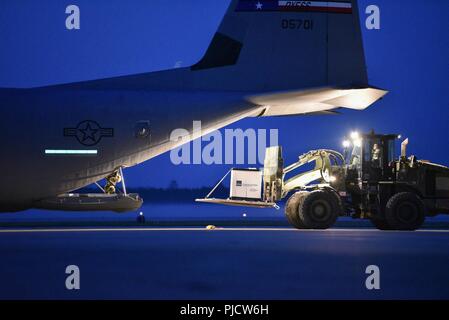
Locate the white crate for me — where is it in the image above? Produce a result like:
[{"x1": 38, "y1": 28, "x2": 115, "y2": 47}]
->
[{"x1": 230, "y1": 169, "x2": 262, "y2": 200}]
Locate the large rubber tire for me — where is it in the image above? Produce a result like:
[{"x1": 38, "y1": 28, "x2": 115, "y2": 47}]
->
[
  {"x1": 298, "y1": 190, "x2": 339, "y2": 229},
  {"x1": 385, "y1": 192, "x2": 425, "y2": 231},
  {"x1": 285, "y1": 192, "x2": 308, "y2": 229}
]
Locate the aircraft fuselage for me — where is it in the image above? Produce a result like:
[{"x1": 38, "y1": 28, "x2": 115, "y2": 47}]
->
[{"x1": 0, "y1": 87, "x2": 257, "y2": 211}]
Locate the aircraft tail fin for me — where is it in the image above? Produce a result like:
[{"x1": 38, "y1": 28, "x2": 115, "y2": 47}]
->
[{"x1": 186, "y1": 0, "x2": 368, "y2": 91}]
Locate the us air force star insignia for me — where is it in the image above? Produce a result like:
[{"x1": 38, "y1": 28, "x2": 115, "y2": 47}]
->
[{"x1": 64, "y1": 120, "x2": 114, "y2": 146}]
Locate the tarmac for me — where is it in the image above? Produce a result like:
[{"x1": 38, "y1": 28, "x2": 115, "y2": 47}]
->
[{"x1": 1, "y1": 226, "x2": 448, "y2": 299}]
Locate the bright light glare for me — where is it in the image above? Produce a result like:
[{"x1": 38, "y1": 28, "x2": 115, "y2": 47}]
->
[
  {"x1": 342, "y1": 140, "x2": 351, "y2": 148},
  {"x1": 329, "y1": 176, "x2": 337, "y2": 182},
  {"x1": 350, "y1": 131, "x2": 359, "y2": 140}
]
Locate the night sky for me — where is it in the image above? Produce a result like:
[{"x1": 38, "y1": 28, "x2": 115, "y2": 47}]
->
[{"x1": 0, "y1": 0, "x2": 448, "y2": 188}]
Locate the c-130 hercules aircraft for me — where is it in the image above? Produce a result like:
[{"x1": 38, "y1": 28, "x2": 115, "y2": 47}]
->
[{"x1": 0, "y1": 0, "x2": 387, "y2": 212}]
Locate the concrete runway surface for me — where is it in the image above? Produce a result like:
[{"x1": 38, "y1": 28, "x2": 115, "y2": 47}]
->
[{"x1": 0, "y1": 227, "x2": 448, "y2": 299}]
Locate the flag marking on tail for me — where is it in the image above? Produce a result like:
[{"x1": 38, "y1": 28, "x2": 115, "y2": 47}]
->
[{"x1": 236, "y1": 1, "x2": 353, "y2": 14}]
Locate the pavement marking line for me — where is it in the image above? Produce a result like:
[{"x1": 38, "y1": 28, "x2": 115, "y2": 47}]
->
[
  {"x1": 0, "y1": 227, "x2": 448, "y2": 234},
  {"x1": 0, "y1": 227, "x2": 293, "y2": 233}
]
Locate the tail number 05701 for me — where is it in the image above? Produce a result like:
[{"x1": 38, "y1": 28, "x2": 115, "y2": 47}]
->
[{"x1": 281, "y1": 19, "x2": 314, "y2": 30}]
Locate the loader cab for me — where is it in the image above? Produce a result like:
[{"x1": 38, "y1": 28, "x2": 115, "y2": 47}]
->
[
  {"x1": 361, "y1": 133, "x2": 397, "y2": 182},
  {"x1": 345, "y1": 132, "x2": 397, "y2": 183}
]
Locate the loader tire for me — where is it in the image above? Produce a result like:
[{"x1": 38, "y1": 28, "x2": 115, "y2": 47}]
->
[
  {"x1": 285, "y1": 192, "x2": 308, "y2": 229},
  {"x1": 298, "y1": 190, "x2": 339, "y2": 229},
  {"x1": 385, "y1": 192, "x2": 425, "y2": 231}
]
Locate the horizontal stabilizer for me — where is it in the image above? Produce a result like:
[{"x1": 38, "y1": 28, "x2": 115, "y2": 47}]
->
[{"x1": 247, "y1": 87, "x2": 388, "y2": 117}]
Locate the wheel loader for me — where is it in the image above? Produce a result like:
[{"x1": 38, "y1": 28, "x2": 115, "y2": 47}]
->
[{"x1": 197, "y1": 131, "x2": 449, "y2": 230}]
